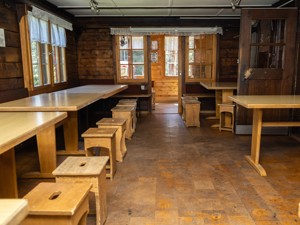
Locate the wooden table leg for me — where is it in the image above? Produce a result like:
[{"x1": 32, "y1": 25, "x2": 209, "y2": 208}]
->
[
  {"x1": 22, "y1": 125, "x2": 57, "y2": 179},
  {"x1": 245, "y1": 108, "x2": 267, "y2": 176},
  {"x1": 0, "y1": 149, "x2": 18, "y2": 197},
  {"x1": 57, "y1": 111, "x2": 84, "y2": 156}
]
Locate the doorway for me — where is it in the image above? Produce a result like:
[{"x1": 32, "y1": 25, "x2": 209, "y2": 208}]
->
[{"x1": 150, "y1": 35, "x2": 179, "y2": 113}]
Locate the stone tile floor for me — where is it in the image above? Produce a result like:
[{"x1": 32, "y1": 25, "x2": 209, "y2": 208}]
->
[{"x1": 17, "y1": 106, "x2": 300, "y2": 225}]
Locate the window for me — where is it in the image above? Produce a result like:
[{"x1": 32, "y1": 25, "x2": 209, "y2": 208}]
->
[
  {"x1": 116, "y1": 35, "x2": 148, "y2": 83},
  {"x1": 25, "y1": 13, "x2": 67, "y2": 92},
  {"x1": 165, "y1": 36, "x2": 178, "y2": 77},
  {"x1": 185, "y1": 34, "x2": 217, "y2": 82}
]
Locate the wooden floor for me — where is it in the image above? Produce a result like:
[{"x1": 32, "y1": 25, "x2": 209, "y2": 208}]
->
[{"x1": 16, "y1": 104, "x2": 300, "y2": 225}]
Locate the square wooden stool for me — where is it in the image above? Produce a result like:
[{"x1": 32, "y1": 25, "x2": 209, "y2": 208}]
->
[
  {"x1": 111, "y1": 106, "x2": 135, "y2": 140},
  {"x1": 116, "y1": 102, "x2": 137, "y2": 133},
  {"x1": 22, "y1": 182, "x2": 91, "y2": 225},
  {"x1": 81, "y1": 128, "x2": 117, "y2": 180},
  {"x1": 219, "y1": 103, "x2": 235, "y2": 132},
  {"x1": 96, "y1": 118, "x2": 127, "y2": 162},
  {"x1": 182, "y1": 99, "x2": 201, "y2": 127},
  {"x1": 53, "y1": 156, "x2": 109, "y2": 225}
]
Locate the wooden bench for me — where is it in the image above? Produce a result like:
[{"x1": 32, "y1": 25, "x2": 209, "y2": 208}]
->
[
  {"x1": 81, "y1": 128, "x2": 117, "y2": 180},
  {"x1": 96, "y1": 118, "x2": 127, "y2": 162},
  {"x1": 22, "y1": 182, "x2": 91, "y2": 225},
  {"x1": 53, "y1": 156, "x2": 109, "y2": 225}
]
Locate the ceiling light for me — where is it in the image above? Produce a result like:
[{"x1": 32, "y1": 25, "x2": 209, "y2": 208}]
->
[
  {"x1": 231, "y1": 0, "x2": 241, "y2": 10},
  {"x1": 90, "y1": 0, "x2": 100, "y2": 14}
]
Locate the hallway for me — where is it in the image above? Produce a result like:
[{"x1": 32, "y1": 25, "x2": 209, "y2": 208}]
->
[{"x1": 17, "y1": 112, "x2": 300, "y2": 225}]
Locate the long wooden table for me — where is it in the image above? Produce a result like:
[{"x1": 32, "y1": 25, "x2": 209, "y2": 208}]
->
[
  {"x1": 0, "y1": 112, "x2": 67, "y2": 197},
  {"x1": 0, "y1": 85, "x2": 127, "y2": 156},
  {"x1": 229, "y1": 95, "x2": 300, "y2": 176},
  {"x1": 0, "y1": 199, "x2": 28, "y2": 224}
]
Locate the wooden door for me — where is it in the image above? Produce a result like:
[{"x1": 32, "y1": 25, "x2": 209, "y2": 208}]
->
[{"x1": 237, "y1": 8, "x2": 297, "y2": 126}]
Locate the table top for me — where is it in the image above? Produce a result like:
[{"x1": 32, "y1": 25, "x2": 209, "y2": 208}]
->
[
  {"x1": 0, "y1": 199, "x2": 28, "y2": 225},
  {"x1": 200, "y1": 81, "x2": 237, "y2": 90},
  {"x1": 229, "y1": 95, "x2": 300, "y2": 109},
  {"x1": 0, "y1": 112, "x2": 67, "y2": 154},
  {"x1": 0, "y1": 85, "x2": 127, "y2": 112}
]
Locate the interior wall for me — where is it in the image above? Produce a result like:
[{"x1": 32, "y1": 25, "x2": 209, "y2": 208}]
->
[{"x1": 0, "y1": 3, "x2": 28, "y2": 103}]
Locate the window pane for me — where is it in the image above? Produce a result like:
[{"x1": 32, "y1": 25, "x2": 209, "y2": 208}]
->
[
  {"x1": 132, "y1": 37, "x2": 143, "y2": 49},
  {"x1": 133, "y1": 65, "x2": 144, "y2": 77},
  {"x1": 41, "y1": 44, "x2": 50, "y2": 85},
  {"x1": 120, "y1": 36, "x2": 130, "y2": 49},
  {"x1": 250, "y1": 45, "x2": 284, "y2": 68},
  {"x1": 31, "y1": 41, "x2": 42, "y2": 87},
  {"x1": 189, "y1": 36, "x2": 194, "y2": 49},
  {"x1": 52, "y1": 46, "x2": 60, "y2": 83},
  {"x1": 120, "y1": 50, "x2": 129, "y2": 64},
  {"x1": 121, "y1": 65, "x2": 129, "y2": 77},
  {"x1": 59, "y1": 48, "x2": 67, "y2": 82},
  {"x1": 132, "y1": 50, "x2": 144, "y2": 63},
  {"x1": 189, "y1": 50, "x2": 194, "y2": 63}
]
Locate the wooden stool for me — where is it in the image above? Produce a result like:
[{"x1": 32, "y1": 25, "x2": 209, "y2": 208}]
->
[
  {"x1": 96, "y1": 118, "x2": 127, "y2": 162},
  {"x1": 219, "y1": 103, "x2": 235, "y2": 132},
  {"x1": 81, "y1": 128, "x2": 117, "y2": 180},
  {"x1": 182, "y1": 99, "x2": 201, "y2": 127},
  {"x1": 111, "y1": 106, "x2": 135, "y2": 140},
  {"x1": 53, "y1": 156, "x2": 109, "y2": 225},
  {"x1": 22, "y1": 182, "x2": 91, "y2": 225},
  {"x1": 116, "y1": 102, "x2": 137, "y2": 132},
  {"x1": 118, "y1": 98, "x2": 137, "y2": 103}
]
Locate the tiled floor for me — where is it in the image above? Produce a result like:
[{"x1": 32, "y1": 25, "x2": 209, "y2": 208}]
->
[{"x1": 17, "y1": 104, "x2": 300, "y2": 225}]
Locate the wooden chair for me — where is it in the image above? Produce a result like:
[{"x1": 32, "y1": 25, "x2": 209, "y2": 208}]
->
[
  {"x1": 53, "y1": 156, "x2": 109, "y2": 225},
  {"x1": 96, "y1": 118, "x2": 127, "y2": 162},
  {"x1": 81, "y1": 128, "x2": 117, "y2": 180},
  {"x1": 22, "y1": 182, "x2": 91, "y2": 225},
  {"x1": 219, "y1": 103, "x2": 235, "y2": 132}
]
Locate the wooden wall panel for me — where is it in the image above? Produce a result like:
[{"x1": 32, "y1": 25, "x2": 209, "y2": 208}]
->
[
  {"x1": 66, "y1": 30, "x2": 79, "y2": 86},
  {"x1": 0, "y1": 3, "x2": 27, "y2": 102},
  {"x1": 77, "y1": 28, "x2": 114, "y2": 81}
]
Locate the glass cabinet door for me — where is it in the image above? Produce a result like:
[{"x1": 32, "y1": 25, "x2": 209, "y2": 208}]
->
[{"x1": 185, "y1": 34, "x2": 217, "y2": 82}]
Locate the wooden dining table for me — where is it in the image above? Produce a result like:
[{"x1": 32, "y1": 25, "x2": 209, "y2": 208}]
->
[
  {"x1": 0, "y1": 85, "x2": 128, "y2": 157},
  {"x1": 200, "y1": 81, "x2": 237, "y2": 119},
  {"x1": 0, "y1": 112, "x2": 67, "y2": 197},
  {"x1": 229, "y1": 95, "x2": 300, "y2": 176}
]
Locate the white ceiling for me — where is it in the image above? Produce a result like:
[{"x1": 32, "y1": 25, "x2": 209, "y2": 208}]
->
[{"x1": 45, "y1": 0, "x2": 289, "y2": 18}]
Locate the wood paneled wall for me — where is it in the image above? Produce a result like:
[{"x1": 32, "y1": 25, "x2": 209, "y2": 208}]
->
[
  {"x1": 77, "y1": 28, "x2": 114, "y2": 81},
  {"x1": 0, "y1": 3, "x2": 27, "y2": 103}
]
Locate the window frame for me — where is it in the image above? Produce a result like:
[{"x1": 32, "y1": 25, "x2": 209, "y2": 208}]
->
[
  {"x1": 115, "y1": 35, "x2": 148, "y2": 84},
  {"x1": 185, "y1": 34, "x2": 217, "y2": 83},
  {"x1": 20, "y1": 14, "x2": 68, "y2": 95},
  {"x1": 164, "y1": 36, "x2": 179, "y2": 77}
]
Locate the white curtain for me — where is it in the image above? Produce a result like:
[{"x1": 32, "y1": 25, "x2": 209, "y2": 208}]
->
[
  {"x1": 28, "y1": 12, "x2": 66, "y2": 47},
  {"x1": 31, "y1": 6, "x2": 72, "y2": 31},
  {"x1": 28, "y1": 14, "x2": 40, "y2": 42},
  {"x1": 110, "y1": 27, "x2": 223, "y2": 36},
  {"x1": 165, "y1": 36, "x2": 178, "y2": 51},
  {"x1": 51, "y1": 23, "x2": 60, "y2": 46},
  {"x1": 39, "y1": 19, "x2": 49, "y2": 44},
  {"x1": 58, "y1": 27, "x2": 66, "y2": 47}
]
